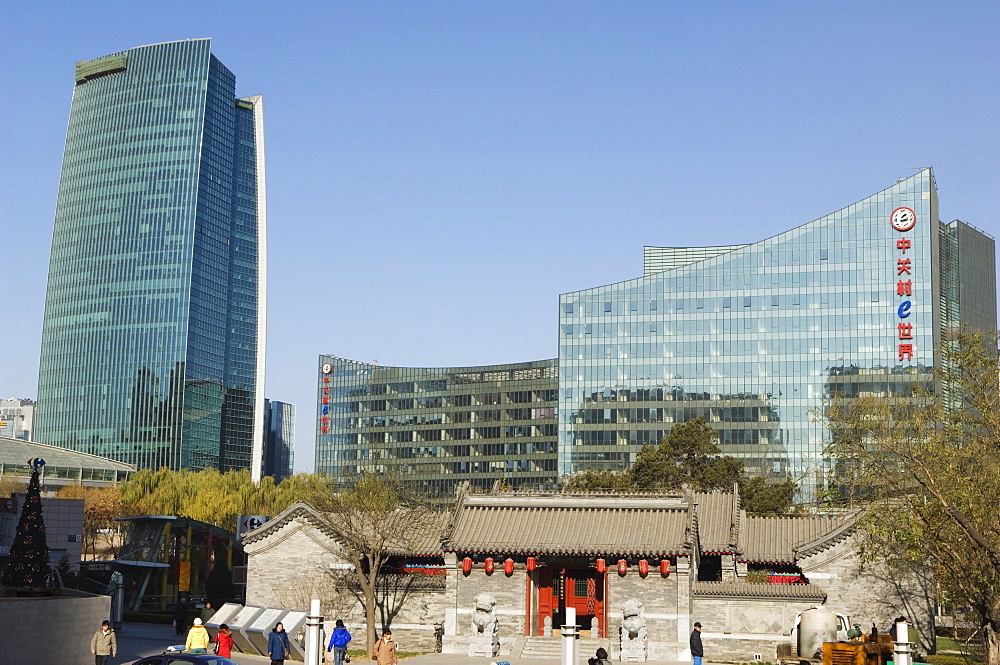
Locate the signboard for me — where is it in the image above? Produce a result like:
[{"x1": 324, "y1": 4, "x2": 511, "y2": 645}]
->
[
  {"x1": 178, "y1": 561, "x2": 191, "y2": 592},
  {"x1": 228, "y1": 605, "x2": 264, "y2": 630},
  {"x1": 238, "y1": 515, "x2": 269, "y2": 536},
  {"x1": 250, "y1": 607, "x2": 287, "y2": 631},
  {"x1": 891, "y1": 207, "x2": 916, "y2": 362}
]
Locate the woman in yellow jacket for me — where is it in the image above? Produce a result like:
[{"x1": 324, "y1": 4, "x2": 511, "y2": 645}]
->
[{"x1": 186, "y1": 617, "x2": 211, "y2": 654}]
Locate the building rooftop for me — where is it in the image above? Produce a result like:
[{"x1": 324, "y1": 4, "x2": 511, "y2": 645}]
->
[
  {"x1": 0, "y1": 436, "x2": 134, "y2": 487},
  {"x1": 444, "y1": 493, "x2": 694, "y2": 557}
]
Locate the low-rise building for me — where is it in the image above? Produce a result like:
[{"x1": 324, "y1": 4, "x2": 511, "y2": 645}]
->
[
  {"x1": 241, "y1": 488, "x2": 934, "y2": 660},
  {"x1": 0, "y1": 398, "x2": 35, "y2": 441}
]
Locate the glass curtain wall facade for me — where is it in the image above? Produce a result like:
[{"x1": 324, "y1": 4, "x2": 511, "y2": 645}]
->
[
  {"x1": 558, "y1": 169, "x2": 995, "y2": 498},
  {"x1": 262, "y1": 399, "x2": 294, "y2": 481},
  {"x1": 316, "y1": 357, "x2": 559, "y2": 501},
  {"x1": 36, "y1": 40, "x2": 267, "y2": 474}
]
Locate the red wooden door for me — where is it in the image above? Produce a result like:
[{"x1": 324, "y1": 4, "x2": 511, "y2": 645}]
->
[
  {"x1": 564, "y1": 570, "x2": 605, "y2": 637},
  {"x1": 536, "y1": 566, "x2": 554, "y2": 636}
]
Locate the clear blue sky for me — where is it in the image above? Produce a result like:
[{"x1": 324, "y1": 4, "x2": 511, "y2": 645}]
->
[{"x1": 3, "y1": 1, "x2": 999, "y2": 472}]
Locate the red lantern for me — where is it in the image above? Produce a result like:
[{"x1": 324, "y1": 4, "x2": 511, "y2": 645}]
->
[
  {"x1": 462, "y1": 557, "x2": 472, "y2": 574},
  {"x1": 639, "y1": 559, "x2": 649, "y2": 576},
  {"x1": 504, "y1": 558, "x2": 514, "y2": 575},
  {"x1": 485, "y1": 557, "x2": 495, "y2": 574},
  {"x1": 527, "y1": 557, "x2": 537, "y2": 571},
  {"x1": 596, "y1": 558, "x2": 607, "y2": 573},
  {"x1": 660, "y1": 559, "x2": 670, "y2": 575},
  {"x1": 617, "y1": 559, "x2": 628, "y2": 575}
]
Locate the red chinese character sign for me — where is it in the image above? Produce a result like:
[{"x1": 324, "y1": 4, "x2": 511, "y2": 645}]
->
[
  {"x1": 892, "y1": 208, "x2": 916, "y2": 363},
  {"x1": 321, "y1": 363, "x2": 332, "y2": 434}
]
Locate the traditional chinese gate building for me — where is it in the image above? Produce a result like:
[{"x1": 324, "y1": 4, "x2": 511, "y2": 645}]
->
[
  {"x1": 244, "y1": 488, "x2": 935, "y2": 660},
  {"x1": 442, "y1": 492, "x2": 694, "y2": 647}
]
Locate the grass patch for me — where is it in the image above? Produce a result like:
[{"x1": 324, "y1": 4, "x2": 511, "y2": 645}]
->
[
  {"x1": 929, "y1": 637, "x2": 983, "y2": 665},
  {"x1": 347, "y1": 648, "x2": 430, "y2": 660},
  {"x1": 926, "y1": 656, "x2": 980, "y2": 665}
]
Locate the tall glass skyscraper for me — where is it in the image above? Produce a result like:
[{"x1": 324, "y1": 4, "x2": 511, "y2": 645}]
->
[
  {"x1": 558, "y1": 169, "x2": 995, "y2": 498},
  {"x1": 262, "y1": 399, "x2": 294, "y2": 482},
  {"x1": 36, "y1": 40, "x2": 267, "y2": 475}
]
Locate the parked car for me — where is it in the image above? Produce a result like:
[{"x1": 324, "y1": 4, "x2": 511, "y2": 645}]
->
[{"x1": 130, "y1": 653, "x2": 239, "y2": 665}]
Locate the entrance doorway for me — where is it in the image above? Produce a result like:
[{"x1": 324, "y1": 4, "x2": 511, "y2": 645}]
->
[{"x1": 535, "y1": 566, "x2": 606, "y2": 638}]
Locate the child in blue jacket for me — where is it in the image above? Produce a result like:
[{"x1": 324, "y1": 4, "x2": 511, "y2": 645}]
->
[{"x1": 327, "y1": 619, "x2": 352, "y2": 665}]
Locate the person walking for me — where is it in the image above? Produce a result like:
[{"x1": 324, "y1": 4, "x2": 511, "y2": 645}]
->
[
  {"x1": 691, "y1": 621, "x2": 704, "y2": 665},
  {"x1": 173, "y1": 599, "x2": 189, "y2": 635},
  {"x1": 186, "y1": 617, "x2": 211, "y2": 654},
  {"x1": 374, "y1": 630, "x2": 398, "y2": 665},
  {"x1": 326, "y1": 619, "x2": 352, "y2": 665},
  {"x1": 201, "y1": 601, "x2": 215, "y2": 625},
  {"x1": 90, "y1": 620, "x2": 117, "y2": 665},
  {"x1": 268, "y1": 622, "x2": 291, "y2": 665},
  {"x1": 214, "y1": 623, "x2": 235, "y2": 658}
]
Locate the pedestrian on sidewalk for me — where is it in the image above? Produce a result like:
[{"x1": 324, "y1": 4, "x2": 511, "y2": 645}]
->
[
  {"x1": 214, "y1": 623, "x2": 235, "y2": 658},
  {"x1": 268, "y1": 622, "x2": 291, "y2": 665},
  {"x1": 691, "y1": 621, "x2": 704, "y2": 665},
  {"x1": 326, "y1": 619, "x2": 352, "y2": 665},
  {"x1": 186, "y1": 617, "x2": 211, "y2": 654},
  {"x1": 173, "y1": 599, "x2": 189, "y2": 635},
  {"x1": 90, "y1": 619, "x2": 117, "y2": 665},
  {"x1": 374, "y1": 629, "x2": 398, "y2": 665}
]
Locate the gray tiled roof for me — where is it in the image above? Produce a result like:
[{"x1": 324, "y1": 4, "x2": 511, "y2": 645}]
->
[
  {"x1": 242, "y1": 501, "x2": 447, "y2": 555},
  {"x1": 692, "y1": 581, "x2": 827, "y2": 600},
  {"x1": 444, "y1": 494, "x2": 693, "y2": 557},
  {"x1": 739, "y1": 514, "x2": 855, "y2": 562},
  {"x1": 692, "y1": 491, "x2": 740, "y2": 554}
]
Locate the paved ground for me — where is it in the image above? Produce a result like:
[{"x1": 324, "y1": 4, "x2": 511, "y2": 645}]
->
[
  {"x1": 114, "y1": 622, "x2": 271, "y2": 664},
  {"x1": 403, "y1": 654, "x2": 697, "y2": 665},
  {"x1": 113, "y1": 623, "x2": 700, "y2": 665}
]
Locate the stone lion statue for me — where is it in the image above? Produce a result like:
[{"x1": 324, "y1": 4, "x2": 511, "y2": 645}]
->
[
  {"x1": 621, "y1": 598, "x2": 647, "y2": 640},
  {"x1": 472, "y1": 593, "x2": 498, "y2": 634},
  {"x1": 620, "y1": 598, "x2": 648, "y2": 662}
]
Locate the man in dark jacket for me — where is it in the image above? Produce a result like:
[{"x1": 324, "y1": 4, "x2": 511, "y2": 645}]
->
[{"x1": 691, "y1": 621, "x2": 704, "y2": 665}]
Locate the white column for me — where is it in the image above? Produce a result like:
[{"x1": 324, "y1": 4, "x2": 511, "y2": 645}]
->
[
  {"x1": 305, "y1": 598, "x2": 323, "y2": 665},
  {"x1": 562, "y1": 606, "x2": 578, "y2": 665},
  {"x1": 894, "y1": 620, "x2": 911, "y2": 665}
]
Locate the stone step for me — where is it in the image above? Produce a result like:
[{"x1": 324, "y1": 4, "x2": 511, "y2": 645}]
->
[{"x1": 521, "y1": 637, "x2": 604, "y2": 658}]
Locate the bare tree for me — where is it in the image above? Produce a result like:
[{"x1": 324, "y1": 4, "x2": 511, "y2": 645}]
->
[
  {"x1": 315, "y1": 472, "x2": 439, "y2": 657},
  {"x1": 827, "y1": 331, "x2": 1000, "y2": 664}
]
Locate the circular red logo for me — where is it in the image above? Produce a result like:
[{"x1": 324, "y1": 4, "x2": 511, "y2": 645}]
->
[{"x1": 890, "y1": 207, "x2": 916, "y2": 232}]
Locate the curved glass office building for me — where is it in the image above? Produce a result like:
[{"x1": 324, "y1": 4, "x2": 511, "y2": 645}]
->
[
  {"x1": 558, "y1": 169, "x2": 995, "y2": 497},
  {"x1": 316, "y1": 357, "x2": 559, "y2": 499},
  {"x1": 36, "y1": 40, "x2": 267, "y2": 474}
]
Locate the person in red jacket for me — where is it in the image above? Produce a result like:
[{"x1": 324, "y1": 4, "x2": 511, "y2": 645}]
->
[{"x1": 214, "y1": 623, "x2": 235, "y2": 658}]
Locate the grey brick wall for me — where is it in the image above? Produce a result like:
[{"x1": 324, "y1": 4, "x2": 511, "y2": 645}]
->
[
  {"x1": 691, "y1": 597, "x2": 817, "y2": 661},
  {"x1": 799, "y1": 535, "x2": 936, "y2": 654},
  {"x1": 451, "y1": 564, "x2": 528, "y2": 654},
  {"x1": 244, "y1": 515, "x2": 450, "y2": 652},
  {"x1": 0, "y1": 591, "x2": 110, "y2": 665}
]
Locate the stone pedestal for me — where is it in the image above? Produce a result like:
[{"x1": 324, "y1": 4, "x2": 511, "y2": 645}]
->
[{"x1": 468, "y1": 632, "x2": 499, "y2": 658}]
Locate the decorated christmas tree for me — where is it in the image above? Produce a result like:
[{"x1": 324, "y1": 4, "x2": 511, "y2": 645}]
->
[{"x1": 2, "y1": 458, "x2": 51, "y2": 590}]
